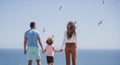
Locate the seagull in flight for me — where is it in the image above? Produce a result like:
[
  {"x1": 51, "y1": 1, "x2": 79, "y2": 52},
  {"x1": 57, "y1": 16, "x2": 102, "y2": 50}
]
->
[
  {"x1": 102, "y1": 0, "x2": 105, "y2": 4},
  {"x1": 98, "y1": 21, "x2": 102, "y2": 26},
  {"x1": 59, "y1": 6, "x2": 62, "y2": 10}
]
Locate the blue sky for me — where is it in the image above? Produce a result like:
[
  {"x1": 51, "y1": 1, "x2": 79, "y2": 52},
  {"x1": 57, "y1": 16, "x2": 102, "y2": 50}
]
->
[{"x1": 0, "y1": 0, "x2": 120, "y2": 49}]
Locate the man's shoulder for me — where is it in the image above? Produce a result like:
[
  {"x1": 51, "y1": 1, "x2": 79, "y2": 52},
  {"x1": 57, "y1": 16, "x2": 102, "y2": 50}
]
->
[
  {"x1": 33, "y1": 30, "x2": 40, "y2": 35},
  {"x1": 34, "y1": 29, "x2": 39, "y2": 33},
  {"x1": 25, "y1": 29, "x2": 31, "y2": 33}
]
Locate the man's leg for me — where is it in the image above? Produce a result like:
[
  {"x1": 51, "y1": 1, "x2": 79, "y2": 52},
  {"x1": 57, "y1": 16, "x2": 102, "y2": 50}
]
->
[
  {"x1": 28, "y1": 60, "x2": 32, "y2": 65},
  {"x1": 36, "y1": 59, "x2": 41, "y2": 65}
]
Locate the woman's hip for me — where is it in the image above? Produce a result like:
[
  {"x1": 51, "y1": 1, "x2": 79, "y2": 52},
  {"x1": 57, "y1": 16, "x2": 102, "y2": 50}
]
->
[{"x1": 65, "y1": 43, "x2": 77, "y2": 50}]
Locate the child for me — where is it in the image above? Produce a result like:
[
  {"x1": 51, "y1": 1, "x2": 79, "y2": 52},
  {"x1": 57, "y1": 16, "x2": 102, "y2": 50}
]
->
[{"x1": 43, "y1": 37, "x2": 62, "y2": 65}]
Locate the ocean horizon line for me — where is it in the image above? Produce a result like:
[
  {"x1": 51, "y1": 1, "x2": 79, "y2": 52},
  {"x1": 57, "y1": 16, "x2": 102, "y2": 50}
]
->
[{"x1": 0, "y1": 48, "x2": 120, "y2": 51}]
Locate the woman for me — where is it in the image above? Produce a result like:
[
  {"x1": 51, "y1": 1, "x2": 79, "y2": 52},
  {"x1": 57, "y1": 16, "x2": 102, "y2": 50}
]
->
[{"x1": 61, "y1": 21, "x2": 77, "y2": 65}]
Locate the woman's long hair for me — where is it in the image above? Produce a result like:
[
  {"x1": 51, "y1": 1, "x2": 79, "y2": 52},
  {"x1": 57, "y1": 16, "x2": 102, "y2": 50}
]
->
[{"x1": 67, "y1": 21, "x2": 76, "y2": 39}]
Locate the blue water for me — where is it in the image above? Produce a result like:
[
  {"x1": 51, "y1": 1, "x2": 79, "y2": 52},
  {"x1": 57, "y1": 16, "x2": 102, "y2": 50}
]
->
[{"x1": 0, "y1": 49, "x2": 120, "y2": 65}]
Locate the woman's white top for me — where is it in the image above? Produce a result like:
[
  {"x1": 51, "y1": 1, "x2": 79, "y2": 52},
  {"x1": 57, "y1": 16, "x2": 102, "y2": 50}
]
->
[{"x1": 61, "y1": 31, "x2": 77, "y2": 49}]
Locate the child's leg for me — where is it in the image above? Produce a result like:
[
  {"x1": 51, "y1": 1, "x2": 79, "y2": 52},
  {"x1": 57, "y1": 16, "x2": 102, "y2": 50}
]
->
[
  {"x1": 48, "y1": 63, "x2": 51, "y2": 65},
  {"x1": 48, "y1": 63, "x2": 54, "y2": 65},
  {"x1": 28, "y1": 60, "x2": 32, "y2": 65},
  {"x1": 51, "y1": 62, "x2": 54, "y2": 65},
  {"x1": 36, "y1": 59, "x2": 41, "y2": 65}
]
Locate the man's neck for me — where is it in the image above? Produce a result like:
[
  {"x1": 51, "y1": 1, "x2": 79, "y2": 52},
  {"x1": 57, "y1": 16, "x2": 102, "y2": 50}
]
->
[{"x1": 31, "y1": 28, "x2": 36, "y2": 29}]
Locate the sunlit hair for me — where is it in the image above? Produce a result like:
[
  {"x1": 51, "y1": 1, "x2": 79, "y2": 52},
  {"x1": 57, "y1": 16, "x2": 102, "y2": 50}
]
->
[
  {"x1": 67, "y1": 21, "x2": 76, "y2": 39},
  {"x1": 46, "y1": 37, "x2": 54, "y2": 45}
]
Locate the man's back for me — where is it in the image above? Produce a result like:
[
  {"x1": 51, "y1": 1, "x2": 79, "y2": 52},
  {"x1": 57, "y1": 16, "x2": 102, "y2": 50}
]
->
[{"x1": 25, "y1": 29, "x2": 39, "y2": 47}]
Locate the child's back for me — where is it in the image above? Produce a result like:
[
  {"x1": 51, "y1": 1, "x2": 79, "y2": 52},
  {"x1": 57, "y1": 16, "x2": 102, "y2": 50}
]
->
[{"x1": 45, "y1": 45, "x2": 55, "y2": 56}]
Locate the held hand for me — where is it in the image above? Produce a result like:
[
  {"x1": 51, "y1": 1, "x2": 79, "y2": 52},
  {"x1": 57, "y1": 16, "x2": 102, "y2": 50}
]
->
[
  {"x1": 60, "y1": 49, "x2": 63, "y2": 52},
  {"x1": 42, "y1": 49, "x2": 46, "y2": 54},
  {"x1": 24, "y1": 49, "x2": 26, "y2": 55},
  {"x1": 42, "y1": 50, "x2": 44, "y2": 54}
]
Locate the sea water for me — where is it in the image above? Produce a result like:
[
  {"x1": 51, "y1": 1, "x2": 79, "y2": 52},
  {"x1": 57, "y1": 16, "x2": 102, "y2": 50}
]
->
[{"x1": 0, "y1": 49, "x2": 120, "y2": 65}]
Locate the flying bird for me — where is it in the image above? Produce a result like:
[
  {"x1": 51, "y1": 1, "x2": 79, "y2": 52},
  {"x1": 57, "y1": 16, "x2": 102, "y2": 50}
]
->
[
  {"x1": 98, "y1": 21, "x2": 102, "y2": 26},
  {"x1": 52, "y1": 35, "x2": 54, "y2": 38},
  {"x1": 59, "y1": 6, "x2": 62, "y2": 10},
  {"x1": 102, "y1": 0, "x2": 105, "y2": 4},
  {"x1": 43, "y1": 28, "x2": 45, "y2": 33},
  {"x1": 74, "y1": 21, "x2": 77, "y2": 24}
]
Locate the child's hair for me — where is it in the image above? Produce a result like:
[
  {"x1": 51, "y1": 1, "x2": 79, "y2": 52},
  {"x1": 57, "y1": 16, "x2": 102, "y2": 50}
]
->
[{"x1": 46, "y1": 37, "x2": 54, "y2": 45}]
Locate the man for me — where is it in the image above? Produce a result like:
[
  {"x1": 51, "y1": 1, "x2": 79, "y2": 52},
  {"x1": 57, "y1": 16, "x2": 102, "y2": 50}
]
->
[{"x1": 24, "y1": 22, "x2": 43, "y2": 65}]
